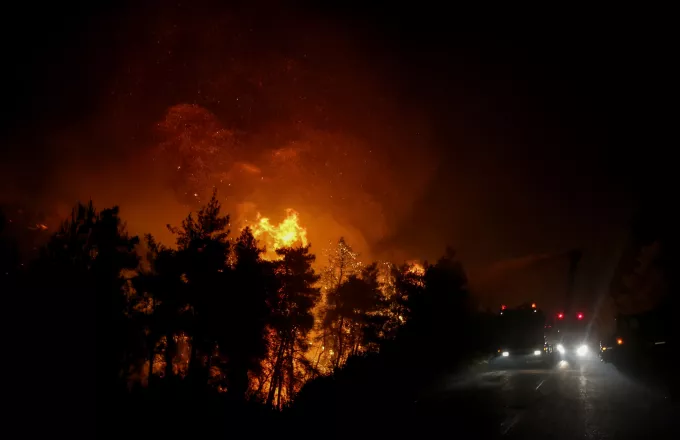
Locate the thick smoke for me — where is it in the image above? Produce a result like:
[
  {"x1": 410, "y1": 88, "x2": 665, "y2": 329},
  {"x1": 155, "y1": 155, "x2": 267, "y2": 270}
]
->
[
  {"x1": 1, "y1": 5, "x2": 435, "y2": 260},
  {"x1": 2, "y1": 3, "x2": 635, "y2": 297}
]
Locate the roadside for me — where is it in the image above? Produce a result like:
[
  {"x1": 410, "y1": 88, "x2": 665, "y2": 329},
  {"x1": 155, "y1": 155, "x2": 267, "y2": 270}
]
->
[{"x1": 605, "y1": 350, "x2": 679, "y2": 401}]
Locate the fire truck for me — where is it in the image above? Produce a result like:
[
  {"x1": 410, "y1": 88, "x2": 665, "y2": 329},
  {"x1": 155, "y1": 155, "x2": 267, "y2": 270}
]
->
[
  {"x1": 493, "y1": 303, "x2": 553, "y2": 366},
  {"x1": 546, "y1": 309, "x2": 595, "y2": 359},
  {"x1": 539, "y1": 249, "x2": 598, "y2": 360}
]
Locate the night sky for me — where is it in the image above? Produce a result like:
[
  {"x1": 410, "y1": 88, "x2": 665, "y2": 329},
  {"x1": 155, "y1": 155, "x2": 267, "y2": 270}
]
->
[{"x1": 1, "y1": 3, "x2": 672, "y2": 310}]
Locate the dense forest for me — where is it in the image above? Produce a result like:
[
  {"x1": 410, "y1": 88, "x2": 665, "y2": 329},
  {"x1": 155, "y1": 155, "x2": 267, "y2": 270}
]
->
[{"x1": 1, "y1": 193, "x2": 489, "y2": 436}]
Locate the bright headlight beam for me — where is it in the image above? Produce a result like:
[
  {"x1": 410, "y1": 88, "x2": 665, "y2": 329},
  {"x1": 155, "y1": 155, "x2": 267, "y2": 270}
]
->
[
  {"x1": 502, "y1": 351, "x2": 509, "y2": 357},
  {"x1": 576, "y1": 345, "x2": 588, "y2": 356},
  {"x1": 556, "y1": 344, "x2": 565, "y2": 354},
  {"x1": 533, "y1": 350, "x2": 541, "y2": 356}
]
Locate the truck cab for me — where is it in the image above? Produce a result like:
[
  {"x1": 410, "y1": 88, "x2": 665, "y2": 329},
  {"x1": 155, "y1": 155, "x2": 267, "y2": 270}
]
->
[
  {"x1": 493, "y1": 303, "x2": 552, "y2": 366},
  {"x1": 548, "y1": 311, "x2": 595, "y2": 359}
]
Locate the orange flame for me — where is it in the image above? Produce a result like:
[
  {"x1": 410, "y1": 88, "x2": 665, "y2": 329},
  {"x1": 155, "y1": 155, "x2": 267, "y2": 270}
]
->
[
  {"x1": 251, "y1": 209, "x2": 308, "y2": 259},
  {"x1": 406, "y1": 261, "x2": 425, "y2": 276}
]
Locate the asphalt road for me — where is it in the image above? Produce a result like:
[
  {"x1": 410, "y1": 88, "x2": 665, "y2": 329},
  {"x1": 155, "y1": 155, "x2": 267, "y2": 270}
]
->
[{"x1": 410, "y1": 356, "x2": 679, "y2": 439}]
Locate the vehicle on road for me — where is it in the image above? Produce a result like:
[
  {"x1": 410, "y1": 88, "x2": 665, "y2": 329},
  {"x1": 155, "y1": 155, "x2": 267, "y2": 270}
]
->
[
  {"x1": 493, "y1": 303, "x2": 552, "y2": 367},
  {"x1": 604, "y1": 307, "x2": 672, "y2": 364},
  {"x1": 547, "y1": 310, "x2": 596, "y2": 360}
]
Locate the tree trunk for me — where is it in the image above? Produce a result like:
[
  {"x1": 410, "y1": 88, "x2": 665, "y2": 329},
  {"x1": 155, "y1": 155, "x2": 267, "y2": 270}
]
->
[
  {"x1": 188, "y1": 335, "x2": 200, "y2": 384},
  {"x1": 335, "y1": 317, "x2": 345, "y2": 368},
  {"x1": 314, "y1": 347, "x2": 323, "y2": 372},
  {"x1": 287, "y1": 335, "x2": 296, "y2": 402},
  {"x1": 164, "y1": 334, "x2": 176, "y2": 379},
  {"x1": 266, "y1": 371, "x2": 279, "y2": 407},
  {"x1": 256, "y1": 365, "x2": 273, "y2": 396},
  {"x1": 266, "y1": 339, "x2": 286, "y2": 406},
  {"x1": 313, "y1": 331, "x2": 327, "y2": 373},
  {"x1": 147, "y1": 296, "x2": 156, "y2": 387},
  {"x1": 147, "y1": 344, "x2": 155, "y2": 387},
  {"x1": 276, "y1": 367, "x2": 284, "y2": 410},
  {"x1": 352, "y1": 323, "x2": 361, "y2": 355}
]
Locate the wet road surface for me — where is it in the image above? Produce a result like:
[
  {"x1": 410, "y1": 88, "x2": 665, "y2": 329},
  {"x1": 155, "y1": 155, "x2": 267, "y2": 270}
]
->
[{"x1": 412, "y1": 357, "x2": 678, "y2": 439}]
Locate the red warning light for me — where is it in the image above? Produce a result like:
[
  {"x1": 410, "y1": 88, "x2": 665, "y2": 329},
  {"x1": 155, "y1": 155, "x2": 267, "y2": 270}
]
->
[
  {"x1": 577, "y1": 313, "x2": 584, "y2": 320},
  {"x1": 557, "y1": 313, "x2": 564, "y2": 319},
  {"x1": 501, "y1": 304, "x2": 507, "y2": 311}
]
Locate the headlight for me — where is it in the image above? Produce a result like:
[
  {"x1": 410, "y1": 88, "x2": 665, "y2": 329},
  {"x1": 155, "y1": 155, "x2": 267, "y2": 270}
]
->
[
  {"x1": 533, "y1": 350, "x2": 541, "y2": 356},
  {"x1": 556, "y1": 344, "x2": 565, "y2": 354},
  {"x1": 502, "y1": 351, "x2": 509, "y2": 357},
  {"x1": 577, "y1": 345, "x2": 588, "y2": 356}
]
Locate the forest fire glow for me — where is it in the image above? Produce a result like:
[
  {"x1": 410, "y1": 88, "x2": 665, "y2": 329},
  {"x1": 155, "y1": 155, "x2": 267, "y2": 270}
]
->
[
  {"x1": 250, "y1": 209, "x2": 308, "y2": 259},
  {"x1": 407, "y1": 261, "x2": 425, "y2": 276}
]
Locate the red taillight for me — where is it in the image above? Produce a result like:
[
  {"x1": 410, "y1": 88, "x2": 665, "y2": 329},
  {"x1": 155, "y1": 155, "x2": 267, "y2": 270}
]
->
[
  {"x1": 531, "y1": 302, "x2": 536, "y2": 309},
  {"x1": 501, "y1": 304, "x2": 507, "y2": 311},
  {"x1": 577, "y1": 313, "x2": 583, "y2": 320},
  {"x1": 557, "y1": 313, "x2": 564, "y2": 319}
]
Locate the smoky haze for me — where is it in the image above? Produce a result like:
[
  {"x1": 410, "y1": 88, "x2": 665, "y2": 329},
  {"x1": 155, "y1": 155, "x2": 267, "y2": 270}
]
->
[
  {"x1": 2, "y1": 4, "x2": 437, "y2": 261},
  {"x1": 2, "y1": 3, "x2": 647, "y2": 307}
]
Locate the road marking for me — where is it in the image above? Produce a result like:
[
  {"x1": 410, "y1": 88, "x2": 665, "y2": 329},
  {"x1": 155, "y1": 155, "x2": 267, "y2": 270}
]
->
[
  {"x1": 501, "y1": 414, "x2": 521, "y2": 435},
  {"x1": 535, "y1": 379, "x2": 545, "y2": 391}
]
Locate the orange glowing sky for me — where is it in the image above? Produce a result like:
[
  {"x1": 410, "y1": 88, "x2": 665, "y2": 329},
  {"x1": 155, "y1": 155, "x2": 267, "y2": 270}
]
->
[
  {"x1": 2, "y1": 3, "x2": 649, "y2": 314},
  {"x1": 1, "y1": 9, "x2": 436, "y2": 264}
]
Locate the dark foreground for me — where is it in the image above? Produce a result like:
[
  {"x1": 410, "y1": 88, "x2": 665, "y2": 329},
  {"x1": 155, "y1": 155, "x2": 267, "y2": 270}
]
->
[
  {"x1": 407, "y1": 356, "x2": 678, "y2": 439},
  {"x1": 109, "y1": 355, "x2": 679, "y2": 439}
]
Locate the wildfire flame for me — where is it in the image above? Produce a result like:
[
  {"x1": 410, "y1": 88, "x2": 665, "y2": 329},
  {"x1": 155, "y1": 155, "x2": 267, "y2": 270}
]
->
[
  {"x1": 406, "y1": 261, "x2": 425, "y2": 276},
  {"x1": 250, "y1": 209, "x2": 308, "y2": 259}
]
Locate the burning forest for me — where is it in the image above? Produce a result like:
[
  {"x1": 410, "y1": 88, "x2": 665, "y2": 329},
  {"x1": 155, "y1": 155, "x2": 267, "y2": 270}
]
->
[
  {"x1": 146, "y1": 197, "x2": 421, "y2": 408},
  {"x1": 2, "y1": 3, "x2": 647, "y2": 438},
  {"x1": 1, "y1": 45, "x2": 441, "y2": 411},
  {"x1": 0, "y1": 192, "x2": 433, "y2": 410}
]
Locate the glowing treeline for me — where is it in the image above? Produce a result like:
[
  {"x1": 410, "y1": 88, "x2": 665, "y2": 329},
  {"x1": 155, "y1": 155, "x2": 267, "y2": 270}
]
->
[
  {"x1": 14, "y1": 193, "x2": 423, "y2": 409},
  {"x1": 244, "y1": 214, "x2": 409, "y2": 406},
  {"x1": 148, "y1": 200, "x2": 415, "y2": 407}
]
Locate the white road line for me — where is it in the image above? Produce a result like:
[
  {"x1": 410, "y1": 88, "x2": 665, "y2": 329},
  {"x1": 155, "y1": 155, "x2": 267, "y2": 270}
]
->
[
  {"x1": 501, "y1": 414, "x2": 521, "y2": 436},
  {"x1": 535, "y1": 379, "x2": 545, "y2": 391}
]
